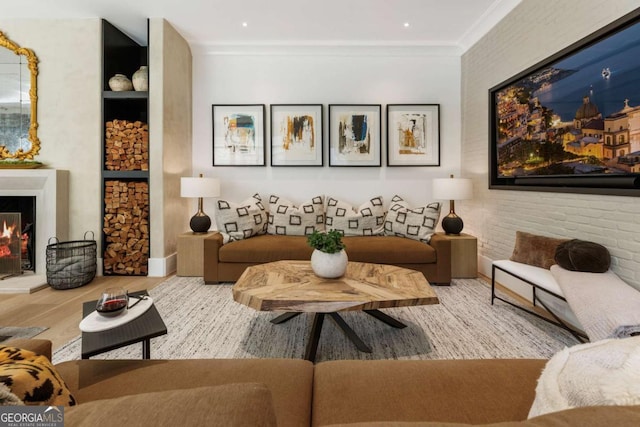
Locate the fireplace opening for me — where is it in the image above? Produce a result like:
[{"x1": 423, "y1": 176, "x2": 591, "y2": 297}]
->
[{"x1": 0, "y1": 196, "x2": 36, "y2": 275}]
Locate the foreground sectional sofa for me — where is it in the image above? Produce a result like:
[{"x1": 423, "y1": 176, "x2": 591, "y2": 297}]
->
[{"x1": 7, "y1": 339, "x2": 640, "y2": 426}]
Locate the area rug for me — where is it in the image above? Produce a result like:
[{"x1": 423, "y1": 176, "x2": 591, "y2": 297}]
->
[
  {"x1": 0, "y1": 326, "x2": 47, "y2": 343},
  {"x1": 53, "y1": 276, "x2": 579, "y2": 364}
]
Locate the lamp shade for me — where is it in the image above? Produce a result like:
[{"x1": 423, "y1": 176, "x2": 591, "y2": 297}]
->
[
  {"x1": 180, "y1": 177, "x2": 220, "y2": 198},
  {"x1": 432, "y1": 177, "x2": 472, "y2": 200}
]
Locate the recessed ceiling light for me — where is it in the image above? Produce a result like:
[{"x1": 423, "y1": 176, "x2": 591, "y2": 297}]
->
[
  {"x1": 242, "y1": 22, "x2": 248, "y2": 27},
  {"x1": 403, "y1": 22, "x2": 410, "y2": 28}
]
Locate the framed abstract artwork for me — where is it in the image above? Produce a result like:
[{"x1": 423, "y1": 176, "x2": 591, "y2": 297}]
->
[
  {"x1": 270, "y1": 104, "x2": 323, "y2": 166},
  {"x1": 212, "y1": 104, "x2": 266, "y2": 166},
  {"x1": 386, "y1": 104, "x2": 440, "y2": 166},
  {"x1": 328, "y1": 104, "x2": 381, "y2": 167}
]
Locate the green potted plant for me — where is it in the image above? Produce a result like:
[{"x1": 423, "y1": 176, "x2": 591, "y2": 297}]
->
[{"x1": 307, "y1": 230, "x2": 348, "y2": 278}]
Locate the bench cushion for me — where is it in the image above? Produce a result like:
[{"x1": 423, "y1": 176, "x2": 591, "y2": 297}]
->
[{"x1": 493, "y1": 260, "x2": 563, "y2": 296}]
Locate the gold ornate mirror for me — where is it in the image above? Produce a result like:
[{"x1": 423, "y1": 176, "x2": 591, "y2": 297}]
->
[{"x1": 0, "y1": 31, "x2": 39, "y2": 160}]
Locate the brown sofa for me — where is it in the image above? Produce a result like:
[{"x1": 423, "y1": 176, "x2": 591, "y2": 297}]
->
[
  {"x1": 8, "y1": 339, "x2": 640, "y2": 426},
  {"x1": 204, "y1": 232, "x2": 452, "y2": 285}
]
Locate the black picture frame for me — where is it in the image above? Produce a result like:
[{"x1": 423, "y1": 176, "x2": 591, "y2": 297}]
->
[
  {"x1": 328, "y1": 104, "x2": 382, "y2": 167},
  {"x1": 489, "y1": 8, "x2": 640, "y2": 196},
  {"x1": 386, "y1": 104, "x2": 440, "y2": 166},
  {"x1": 212, "y1": 104, "x2": 266, "y2": 166},
  {"x1": 270, "y1": 104, "x2": 323, "y2": 166}
]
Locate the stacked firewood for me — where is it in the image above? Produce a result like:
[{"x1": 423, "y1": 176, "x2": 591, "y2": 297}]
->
[
  {"x1": 105, "y1": 119, "x2": 149, "y2": 170},
  {"x1": 103, "y1": 180, "x2": 149, "y2": 275}
]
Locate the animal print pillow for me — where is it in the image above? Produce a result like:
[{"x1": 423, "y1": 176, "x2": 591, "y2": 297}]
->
[
  {"x1": 267, "y1": 195, "x2": 325, "y2": 236},
  {"x1": 0, "y1": 346, "x2": 77, "y2": 406},
  {"x1": 384, "y1": 195, "x2": 441, "y2": 243},
  {"x1": 325, "y1": 196, "x2": 385, "y2": 236},
  {"x1": 215, "y1": 194, "x2": 268, "y2": 242}
]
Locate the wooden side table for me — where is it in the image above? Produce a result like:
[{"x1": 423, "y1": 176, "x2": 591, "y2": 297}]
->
[
  {"x1": 177, "y1": 231, "x2": 216, "y2": 276},
  {"x1": 436, "y1": 232, "x2": 478, "y2": 278}
]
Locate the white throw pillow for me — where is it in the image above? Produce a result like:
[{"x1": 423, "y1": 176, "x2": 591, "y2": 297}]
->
[
  {"x1": 267, "y1": 195, "x2": 325, "y2": 236},
  {"x1": 528, "y1": 336, "x2": 640, "y2": 418},
  {"x1": 325, "y1": 196, "x2": 385, "y2": 236},
  {"x1": 214, "y1": 194, "x2": 268, "y2": 242},
  {"x1": 383, "y1": 195, "x2": 440, "y2": 243}
]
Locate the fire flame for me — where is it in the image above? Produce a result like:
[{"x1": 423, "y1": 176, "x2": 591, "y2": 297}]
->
[
  {"x1": 2, "y1": 220, "x2": 16, "y2": 239},
  {"x1": 0, "y1": 220, "x2": 18, "y2": 258}
]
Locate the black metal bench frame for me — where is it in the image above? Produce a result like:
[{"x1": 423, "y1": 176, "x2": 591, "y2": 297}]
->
[{"x1": 491, "y1": 263, "x2": 588, "y2": 343}]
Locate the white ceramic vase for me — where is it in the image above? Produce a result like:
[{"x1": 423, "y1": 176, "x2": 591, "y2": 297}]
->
[
  {"x1": 132, "y1": 66, "x2": 148, "y2": 91},
  {"x1": 108, "y1": 74, "x2": 133, "y2": 91},
  {"x1": 311, "y1": 249, "x2": 348, "y2": 279}
]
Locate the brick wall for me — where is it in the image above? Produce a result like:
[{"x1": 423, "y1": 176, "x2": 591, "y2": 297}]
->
[{"x1": 461, "y1": 0, "x2": 640, "y2": 289}]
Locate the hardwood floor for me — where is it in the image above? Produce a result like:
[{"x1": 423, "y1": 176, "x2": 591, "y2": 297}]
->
[{"x1": 0, "y1": 275, "x2": 169, "y2": 350}]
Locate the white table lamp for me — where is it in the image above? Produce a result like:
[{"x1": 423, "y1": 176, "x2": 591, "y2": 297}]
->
[
  {"x1": 180, "y1": 174, "x2": 220, "y2": 233},
  {"x1": 432, "y1": 174, "x2": 472, "y2": 235}
]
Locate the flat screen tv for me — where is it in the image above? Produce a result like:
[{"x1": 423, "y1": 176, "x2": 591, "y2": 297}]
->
[{"x1": 489, "y1": 8, "x2": 640, "y2": 196}]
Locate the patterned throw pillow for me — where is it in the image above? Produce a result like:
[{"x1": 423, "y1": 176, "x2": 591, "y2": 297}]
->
[
  {"x1": 325, "y1": 196, "x2": 385, "y2": 236},
  {"x1": 384, "y1": 195, "x2": 441, "y2": 243},
  {"x1": 267, "y1": 195, "x2": 325, "y2": 236},
  {"x1": 214, "y1": 194, "x2": 268, "y2": 242},
  {"x1": 0, "y1": 346, "x2": 76, "y2": 406}
]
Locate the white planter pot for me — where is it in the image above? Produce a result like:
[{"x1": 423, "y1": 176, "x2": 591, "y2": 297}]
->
[{"x1": 311, "y1": 249, "x2": 348, "y2": 279}]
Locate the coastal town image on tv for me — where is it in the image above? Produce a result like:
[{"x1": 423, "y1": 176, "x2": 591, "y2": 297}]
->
[{"x1": 492, "y1": 15, "x2": 640, "y2": 180}]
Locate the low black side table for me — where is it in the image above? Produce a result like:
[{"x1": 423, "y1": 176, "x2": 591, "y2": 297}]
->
[{"x1": 81, "y1": 290, "x2": 167, "y2": 359}]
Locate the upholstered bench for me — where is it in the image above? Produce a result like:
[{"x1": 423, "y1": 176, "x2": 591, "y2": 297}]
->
[
  {"x1": 492, "y1": 257, "x2": 640, "y2": 343},
  {"x1": 491, "y1": 259, "x2": 587, "y2": 342}
]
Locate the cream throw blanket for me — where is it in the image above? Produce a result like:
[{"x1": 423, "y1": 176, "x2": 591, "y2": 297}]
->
[
  {"x1": 550, "y1": 265, "x2": 640, "y2": 341},
  {"x1": 528, "y1": 336, "x2": 640, "y2": 418}
]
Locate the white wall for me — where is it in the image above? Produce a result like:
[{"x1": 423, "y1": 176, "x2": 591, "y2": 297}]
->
[
  {"x1": 461, "y1": 1, "x2": 640, "y2": 289},
  {"x1": 0, "y1": 19, "x2": 101, "y2": 257},
  {"x1": 191, "y1": 46, "x2": 462, "y2": 221}
]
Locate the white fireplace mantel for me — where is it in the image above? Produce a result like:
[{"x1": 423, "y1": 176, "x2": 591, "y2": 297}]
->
[{"x1": 0, "y1": 169, "x2": 69, "y2": 275}]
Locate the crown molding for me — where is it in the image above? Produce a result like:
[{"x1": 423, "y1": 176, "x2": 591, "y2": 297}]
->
[
  {"x1": 191, "y1": 42, "x2": 463, "y2": 57},
  {"x1": 458, "y1": 0, "x2": 523, "y2": 52}
]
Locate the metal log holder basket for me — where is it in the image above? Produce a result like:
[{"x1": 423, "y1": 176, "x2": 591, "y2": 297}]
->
[{"x1": 46, "y1": 231, "x2": 97, "y2": 290}]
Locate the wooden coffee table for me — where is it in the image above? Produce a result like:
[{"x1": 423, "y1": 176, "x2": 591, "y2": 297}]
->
[{"x1": 233, "y1": 260, "x2": 439, "y2": 361}]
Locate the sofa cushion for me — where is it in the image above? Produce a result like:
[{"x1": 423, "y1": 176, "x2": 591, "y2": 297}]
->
[
  {"x1": 322, "y1": 405, "x2": 640, "y2": 426},
  {"x1": 510, "y1": 231, "x2": 568, "y2": 269},
  {"x1": 267, "y1": 195, "x2": 325, "y2": 235},
  {"x1": 0, "y1": 346, "x2": 76, "y2": 406},
  {"x1": 326, "y1": 196, "x2": 385, "y2": 236},
  {"x1": 343, "y1": 236, "x2": 436, "y2": 264},
  {"x1": 55, "y1": 357, "x2": 313, "y2": 427},
  {"x1": 218, "y1": 235, "x2": 435, "y2": 264},
  {"x1": 384, "y1": 195, "x2": 440, "y2": 243},
  {"x1": 528, "y1": 336, "x2": 640, "y2": 418},
  {"x1": 313, "y1": 359, "x2": 545, "y2": 426},
  {"x1": 220, "y1": 234, "x2": 314, "y2": 262},
  {"x1": 215, "y1": 193, "x2": 268, "y2": 242},
  {"x1": 65, "y1": 383, "x2": 277, "y2": 427},
  {"x1": 554, "y1": 239, "x2": 610, "y2": 273}
]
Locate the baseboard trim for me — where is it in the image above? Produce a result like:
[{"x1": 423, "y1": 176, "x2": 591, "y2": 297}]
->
[{"x1": 148, "y1": 253, "x2": 177, "y2": 277}]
